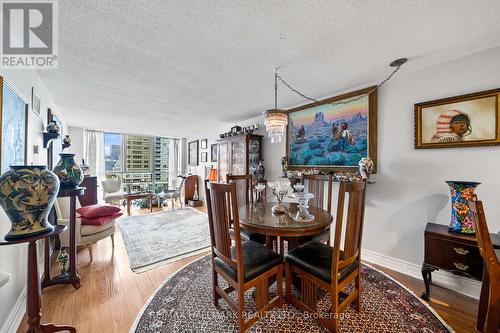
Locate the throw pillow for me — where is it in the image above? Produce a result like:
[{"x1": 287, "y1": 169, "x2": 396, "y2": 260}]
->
[
  {"x1": 77, "y1": 204, "x2": 121, "y2": 219},
  {"x1": 81, "y1": 212, "x2": 123, "y2": 226}
]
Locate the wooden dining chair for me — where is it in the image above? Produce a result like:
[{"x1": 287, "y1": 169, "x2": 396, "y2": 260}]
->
[
  {"x1": 468, "y1": 198, "x2": 500, "y2": 333},
  {"x1": 285, "y1": 180, "x2": 367, "y2": 333},
  {"x1": 300, "y1": 174, "x2": 333, "y2": 244},
  {"x1": 205, "y1": 181, "x2": 284, "y2": 333},
  {"x1": 227, "y1": 174, "x2": 266, "y2": 244}
]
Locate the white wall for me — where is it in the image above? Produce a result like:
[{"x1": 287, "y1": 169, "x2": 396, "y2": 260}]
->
[
  {"x1": 189, "y1": 46, "x2": 500, "y2": 296},
  {"x1": 0, "y1": 69, "x2": 65, "y2": 331},
  {"x1": 68, "y1": 126, "x2": 84, "y2": 166}
]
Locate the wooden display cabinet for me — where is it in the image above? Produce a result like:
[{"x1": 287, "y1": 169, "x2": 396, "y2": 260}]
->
[{"x1": 217, "y1": 134, "x2": 263, "y2": 182}]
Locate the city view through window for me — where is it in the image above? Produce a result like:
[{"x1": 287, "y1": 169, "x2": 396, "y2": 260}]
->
[{"x1": 104, "y1": 132, "x2": 175, "y2": 193}]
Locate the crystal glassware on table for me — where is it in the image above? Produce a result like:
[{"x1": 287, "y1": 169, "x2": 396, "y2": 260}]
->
[
  {"x1": 293, "y1": 192, "x2": 315, "y2": 222},
  {"x1": 254, "y1": 183, "x2": 266, "y2": 202},
  {"x1": 293, "y1": 183, "x2": 304, "y2": 192},
  {"x1": 267, "y1": 179, "x2": 290, "y2": 214}
]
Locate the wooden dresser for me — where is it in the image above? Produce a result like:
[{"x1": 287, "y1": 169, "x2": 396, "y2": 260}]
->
[
  {"x1": 183, "y1": 175, "x2": 199, "y2": 204},
  {"x1": 421, "y1": 223, "x2": 500, "y2": 300},
  {"x1": 78, "y1": 176, "x2": 98, "y2": 206}
]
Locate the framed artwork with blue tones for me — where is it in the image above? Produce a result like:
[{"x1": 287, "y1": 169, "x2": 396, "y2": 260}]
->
[
  {"x1": 286, "y1": 86, "x2": 377, "y2": 172},
  {"x1": 0, "y1": 76, "x2": 28, "y2": 174}
]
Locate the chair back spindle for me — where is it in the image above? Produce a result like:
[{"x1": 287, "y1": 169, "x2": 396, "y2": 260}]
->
[
  {"x1": 227, "y1": 174, "x2": 253, "y2": 206},
  {"x1": 468, "y1": 198, "x2": 500, "y2": 332},
  {"x1": 468, "y1": 199, "x2": 499, "y2": 273},
  {"x1": 205, "y1": 181, "x2": 244, "y2": 280},
  {"x1": 332, "y1": 181, "x2": 367, "y2": 276},
  {"x1": 301, "y1": 174, "x2": 333, "y2": 213}
]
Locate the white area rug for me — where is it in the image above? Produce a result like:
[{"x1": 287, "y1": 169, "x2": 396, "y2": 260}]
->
[{"x1": 118, "y1": 208, "x2": 210, "y2": 273}]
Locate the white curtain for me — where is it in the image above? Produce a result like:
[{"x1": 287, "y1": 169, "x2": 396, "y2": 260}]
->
[{"x1": 83, "y1": 129, "x2": 105, "y2": 183}]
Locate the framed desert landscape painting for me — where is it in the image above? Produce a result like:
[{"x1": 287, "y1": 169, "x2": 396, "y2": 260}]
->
[
  {"x1": 415, "y1": 88, "x2": 500, "y2": 149},
  {"x1": 286, "y1": 86, "x2": 377, "y2": 172}
]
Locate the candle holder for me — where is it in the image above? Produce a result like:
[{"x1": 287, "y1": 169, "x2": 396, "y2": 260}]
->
[
  {"x1": 255, "y1": 183, "x2": 266, "y2": 202},
  {"x1": 293, "y1": 192, "x2": 315, "y2": 222},
  {"x1": 267, "y1": 180, "x2": 290, "y2": 214}
]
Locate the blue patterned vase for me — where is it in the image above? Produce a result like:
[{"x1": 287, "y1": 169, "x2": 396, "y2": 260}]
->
[
  {"x1": 446, "y1": 181, "x2": 481, "y2": 234},
  {"x1": 52, "y1": 153, "x2": 83, "y2": 189},
  {"x1": 0, "y1": 165, "x2": 60, "y2": 240}
]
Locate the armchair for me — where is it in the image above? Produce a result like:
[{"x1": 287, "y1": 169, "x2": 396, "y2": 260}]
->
[
  {"x1": 158, "y1": 176, "x2": 185, "y2": 209},
  {"x1": 102, "y1": 178, "x2": 126, "y2": 205},
  {"x1": 55, "y1": 197, "x2": 117, "y2": 261}
]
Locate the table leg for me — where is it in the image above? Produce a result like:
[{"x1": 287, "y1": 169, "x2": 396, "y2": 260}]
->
[
  {"x1": 421, "y1": 263, "x2": 436, "y2": 301},
  {"x1": 69, "y1": 196, "x2": 81, "y2": 289},
  {"x1": 26, "y1": 241, "x2": 42, "y2": 331},
  {"x1": 41, "y1": 237, "x2": 51, "y2": 287},
  {"x1": 150, "y1": 196, "x2": 153, "y2": 212},
  {"x1": 127, "y1": 198, "x2": 131, "y2": 215}
]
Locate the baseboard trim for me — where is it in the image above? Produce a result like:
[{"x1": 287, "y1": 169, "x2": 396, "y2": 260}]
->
[
  {"x1": 1, "y1": 287, "x2": 26, "y2": 333},
  {"x1": 361, "y1": 249, "x2": 481, "y2": 300}
]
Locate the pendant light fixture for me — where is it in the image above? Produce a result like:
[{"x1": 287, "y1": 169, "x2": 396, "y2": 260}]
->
[{"x1": 264, "y1": 71, "x2": 288, "y2": 143}]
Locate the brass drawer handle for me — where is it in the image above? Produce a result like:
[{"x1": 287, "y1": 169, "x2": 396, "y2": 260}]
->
[
  {"x1": 453, "y1": 262, "x2": 469, "y2": 271},
  {"x1": 453, "y1": 247, "x2": 469, "y2": 255}
]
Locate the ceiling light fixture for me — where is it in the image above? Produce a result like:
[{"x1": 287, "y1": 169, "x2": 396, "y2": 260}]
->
[
  {"x1": 264, "y1": 71, "x2": 288, "y2": 143},
  {"x1": 265, "y1": 58, "x2": 408, "y2": 143}
]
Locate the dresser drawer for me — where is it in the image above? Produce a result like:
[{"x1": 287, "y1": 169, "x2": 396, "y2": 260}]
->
[{"x1": 425, "y1": 236, "x2": 483, "y2": 280}]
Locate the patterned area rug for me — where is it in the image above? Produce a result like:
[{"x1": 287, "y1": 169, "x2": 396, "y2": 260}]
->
[
  {"x1": 131, "y1": 256, "x2": 454, "y2": 332},
  {"x1": 118, "y1": 208, "x2": 210, "y2": 272}
]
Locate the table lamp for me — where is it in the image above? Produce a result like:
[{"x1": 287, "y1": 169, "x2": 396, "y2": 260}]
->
[{"x1": 208, "y1": 168, "x2": 218, "y2": 182}]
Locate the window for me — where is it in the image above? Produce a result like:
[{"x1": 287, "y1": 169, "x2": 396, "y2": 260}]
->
[
  {"x1": 104, "y1": 133, "x2": 179, "y2": 193},
  {"x1": 104, "y1": 133, "x2": 122, "y2": 172}
]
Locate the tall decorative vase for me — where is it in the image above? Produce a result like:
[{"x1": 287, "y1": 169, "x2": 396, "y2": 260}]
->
[
  {"x1": 446, "y1": 181, "x2": 481, "y2": 234},
  {"x1": 52, "y1": 153, "x2": 83, "y2": 189},
  {"x1": 257, "y1": 160, "x2": 265, "y2": 181},
  {"x1": 193, "y1": 183, "x2": 199, "y2": 201},
  {"x1": 0, "y1": 165, "x2": 60, "y2": 240}
]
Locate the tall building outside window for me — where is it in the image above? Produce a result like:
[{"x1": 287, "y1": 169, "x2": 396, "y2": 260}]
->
[{"x1": 104, "y1": 133, "x2": 178, "y2": 193}]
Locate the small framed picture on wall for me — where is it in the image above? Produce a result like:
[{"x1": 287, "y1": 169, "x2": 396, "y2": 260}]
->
[
  {"x1": 201, "y1": 152, "x2": 208, "y2": 162},
  {"x1": 201, "y1": 139, "x2": 207, "y2": 149},
  {"x1": 210, "y1": 143, "x2": 217, "y2": 162},
  {"x1": 188, "y1": 140, "x2": 199, "y2": 166}
]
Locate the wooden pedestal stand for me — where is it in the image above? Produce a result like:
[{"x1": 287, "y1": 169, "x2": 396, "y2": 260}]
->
[
  {"x1": 42, "y1": 187, "x2": 85, "y2": 290},
  {"x1": 0, "y1": 225, "x2": 76, "y2": 333}
]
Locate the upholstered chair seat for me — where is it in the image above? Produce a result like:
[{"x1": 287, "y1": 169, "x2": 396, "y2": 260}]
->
[
  {"x1": 286, "y1": 241, "x2": 359, "y2": 283},
  {"x1": 214, "y1": 240, "x2": 283, "y2": 282}
]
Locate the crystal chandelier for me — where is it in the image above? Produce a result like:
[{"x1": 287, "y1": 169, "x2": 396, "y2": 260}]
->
[{"x1": 264, "y1": 72, "x2": 288, "y2": 143}]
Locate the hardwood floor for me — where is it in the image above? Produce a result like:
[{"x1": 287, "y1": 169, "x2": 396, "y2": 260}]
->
[{"x1": 17, "y1": 205, "x2": 479, "y2": 333}]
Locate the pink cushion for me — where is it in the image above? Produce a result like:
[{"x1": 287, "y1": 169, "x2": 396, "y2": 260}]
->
[
  {"x1": 77, "y1": 204, "x2": 121, "y2": 219},
  {"x1": 81, "y1": 212, "x2": 123, "y2": 226}
]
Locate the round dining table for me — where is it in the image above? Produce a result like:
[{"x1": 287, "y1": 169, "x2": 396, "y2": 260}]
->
[{"x1": 238, "y1": 202, "x2": 333, "y2": 252}]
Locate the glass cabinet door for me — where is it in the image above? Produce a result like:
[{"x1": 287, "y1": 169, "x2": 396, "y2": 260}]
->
[
  {"x1": 231, "y1": 139, "x2": 246, "y2": 175},
  {"x1": 248, "y1": 138, "x2": 260, "y2": 179},
  {"x1": 218, "y1": 142, "x2": 229, "y2": 182}
]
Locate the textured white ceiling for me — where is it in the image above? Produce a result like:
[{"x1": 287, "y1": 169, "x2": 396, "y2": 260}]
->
[{"x1": 38, "y1": 0, "x2": 500, "y2": 138}]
